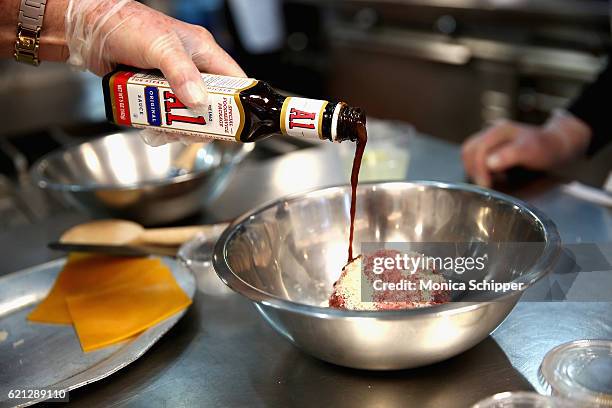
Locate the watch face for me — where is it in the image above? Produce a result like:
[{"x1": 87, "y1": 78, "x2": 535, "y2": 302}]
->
[{"x1": 18, "y1": 34, "x2": 36, "y2": 51}]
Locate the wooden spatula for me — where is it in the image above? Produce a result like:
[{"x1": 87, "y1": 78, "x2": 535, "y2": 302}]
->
[{"x1": 60, "y1": 219, "x2": 229, "y2": 247}]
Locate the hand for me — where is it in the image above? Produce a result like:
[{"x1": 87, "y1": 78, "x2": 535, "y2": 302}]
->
[
  {"x1": 461, "y1": 112, "x2": 592, "y2": 187},
  {"x1": 65, "y1": 0, "x2": 245, "y2": 114}
]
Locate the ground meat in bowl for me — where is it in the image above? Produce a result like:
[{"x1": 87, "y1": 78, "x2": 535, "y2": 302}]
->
[{"x1": 329, "y1": 249, "x2": 451, "y2": 311}]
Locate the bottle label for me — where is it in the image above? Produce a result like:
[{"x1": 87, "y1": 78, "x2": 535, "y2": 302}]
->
[
  {"x1": 280, "y1": 97, "x2": 329, "y2": 139},
  {"x1": 108, "y1": 71, "x2": 257, "y2": 142}
]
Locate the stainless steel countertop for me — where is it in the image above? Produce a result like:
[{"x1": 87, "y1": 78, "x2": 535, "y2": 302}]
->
[{"x1": 1, "y1": 121, "x2": 611, "y2": 407}]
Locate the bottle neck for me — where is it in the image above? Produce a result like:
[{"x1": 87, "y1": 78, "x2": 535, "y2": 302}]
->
[
  {"x1": 279, "y1": 97, "x2": 366, "y2": 143},
  {"x1": 332, "y1": 104, "x2": 367, "y2": 143}
]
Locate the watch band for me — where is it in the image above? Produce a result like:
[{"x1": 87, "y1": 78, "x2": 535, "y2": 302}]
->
[{"x1": 14, "y1": 0, "x2": 48, "y2": 66}]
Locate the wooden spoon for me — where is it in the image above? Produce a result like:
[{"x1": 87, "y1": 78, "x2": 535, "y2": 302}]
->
[{"x1": 60, "y1": 219, "x2": 229, "y2": 247}]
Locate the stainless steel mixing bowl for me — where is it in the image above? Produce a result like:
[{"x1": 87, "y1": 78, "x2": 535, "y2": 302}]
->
[
  {"x1": 211, "y1": 181, "x2": 561, "y2": 370},
  {"x1": 31, "y1": 132, "x2": 252, "y2": 225}
]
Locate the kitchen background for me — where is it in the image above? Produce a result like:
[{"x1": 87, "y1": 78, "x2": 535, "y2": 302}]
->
[{"x1": 0, "y1": 0, "x2": 610, "y2": 228}]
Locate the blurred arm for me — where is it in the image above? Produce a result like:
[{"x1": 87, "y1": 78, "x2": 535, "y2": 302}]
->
[
  {"x1": 568, "y1": 61, "x2": 612, "y2": 155},
  {"x1": 0, "y1": 0, "x2": 20, "y2": 58}
]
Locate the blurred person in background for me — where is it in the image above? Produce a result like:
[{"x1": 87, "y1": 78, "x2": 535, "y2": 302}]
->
[
  {"x1": 462, "y1": 62, "x2": 611, "y2": 188},
  {"x1": 0, "y1": 0, "x2": 245, "y2": 115}
]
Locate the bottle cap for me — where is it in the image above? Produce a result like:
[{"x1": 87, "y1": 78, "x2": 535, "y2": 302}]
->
[
  {"x1": 471, "y1": 391, "x2": 573, "y2": 407},
  {"x1": 539, "y1": 339, "x2": 612, "y2": 407}
]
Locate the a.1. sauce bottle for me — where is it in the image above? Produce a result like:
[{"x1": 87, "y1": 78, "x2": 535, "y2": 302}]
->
[{"x1": 102, "y1": 68, "x2": 366, "y2": 144}]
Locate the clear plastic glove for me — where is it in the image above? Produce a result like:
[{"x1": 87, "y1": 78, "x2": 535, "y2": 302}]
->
[
  {"x1": 138, "y1": 128, "x2": 212, "y2": 147},
  {"x1": 461, "y1": 111, "x2": 592, "y2": 187},
  {"x1": 65, "y1": 0, "x2": 245, "y2": 145}
]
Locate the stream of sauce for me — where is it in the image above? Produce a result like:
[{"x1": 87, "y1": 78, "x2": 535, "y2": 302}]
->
[{"x1": 347, "y1": 126, "x2": 368, "y2": 264}]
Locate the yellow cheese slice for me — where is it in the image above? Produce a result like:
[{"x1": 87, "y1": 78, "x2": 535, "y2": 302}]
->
[
  {"x1": 28, "y1": 254, "x2": 165, "y2": 324},
  {"x1": 66, "y1": 269, "x2": 191, "y2": 352},
  {"x1": 28, "y1": 254, "x2": 191, "y2": 352}
]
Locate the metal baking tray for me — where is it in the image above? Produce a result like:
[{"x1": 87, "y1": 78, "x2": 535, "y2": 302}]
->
[{"x1": 0, "y1": 257, "x2": 195, "y2": 407}]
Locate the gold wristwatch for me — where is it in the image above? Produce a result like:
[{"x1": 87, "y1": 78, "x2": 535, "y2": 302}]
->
[{"x1": 14, "y1": 0, "x2": 48, "y2": 66}]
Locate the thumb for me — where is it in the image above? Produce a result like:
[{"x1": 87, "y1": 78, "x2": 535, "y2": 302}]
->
[
  {"x1": 140, "y1": 128, "x2": 181, "y2": 146},
  {"x1": 148, "y1": 33, "x2": 209, "y2": 114}
]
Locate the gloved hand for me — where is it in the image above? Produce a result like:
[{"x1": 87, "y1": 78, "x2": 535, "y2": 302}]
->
[
  {"x1": 138, "y1": 128, "x2": 212, "y2": 147},
  {"x1": 65, "y1": 0, "x2": 245, "y2": 145},
  {"x1": 461, "y1": 111, "x2": 592, "y2": 187}
]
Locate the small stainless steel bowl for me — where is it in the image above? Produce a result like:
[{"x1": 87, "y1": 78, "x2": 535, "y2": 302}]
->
[
  {"x1": 31, "y1": 132, "x2": 252, "y2": 225},
  {"x1": 211, "y1": 181, "x2": 561, "y2": 370}
]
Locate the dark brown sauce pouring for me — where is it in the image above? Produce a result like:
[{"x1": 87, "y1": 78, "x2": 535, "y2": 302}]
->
[{"x1": 347, "y1": 126, "x2": 368, "y2": 264}]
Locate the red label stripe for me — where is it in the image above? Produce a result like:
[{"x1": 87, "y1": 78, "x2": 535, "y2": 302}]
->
[{"x1": 113, "y1": 71, "x2": 134, "y2": 126}]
